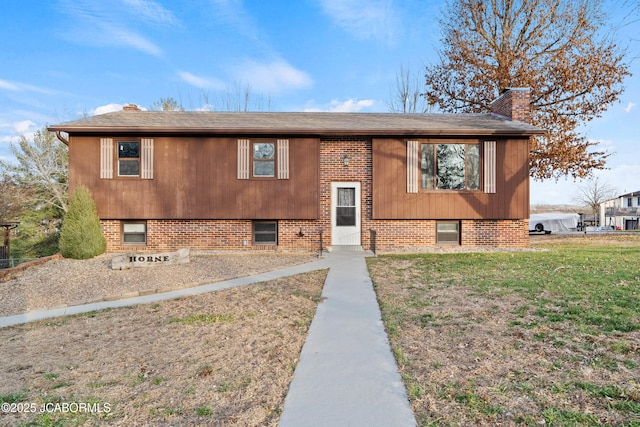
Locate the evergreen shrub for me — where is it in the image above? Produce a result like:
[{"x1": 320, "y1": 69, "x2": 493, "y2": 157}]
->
[{"x1": 59, "y1": 185, "x2": 106, "y2": 259}]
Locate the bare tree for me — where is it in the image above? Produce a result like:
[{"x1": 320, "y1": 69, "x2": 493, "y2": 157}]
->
[
  {"x1": 0, "y1": 127, "x2": 69, "y2": 213},
  {"x1": 149, "y1": 97, "x2": 185, "y2": 111},
  {"x1": 573, "y1": 177, "x2": 617, "y2": 220},
  {"x1": 424, "y1": 0, "x2": 631, "y2": 180},
  {"x1": 214, "y1": 82, "x2": 272, "y2": 112},
  {"x1": 387, "y1": 65, "x2": 429, "y2": 113},
  {"x1": 182, "y1": 82, "x2": 272, "y2": 112},
  {"x1": 0, "y1": 174, "x2": 25, "y2": 221}
]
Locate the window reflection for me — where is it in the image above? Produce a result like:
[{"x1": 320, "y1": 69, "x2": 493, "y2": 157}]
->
[{"x1": 420, "y1": 143, "x2": 481, "y2": 191}]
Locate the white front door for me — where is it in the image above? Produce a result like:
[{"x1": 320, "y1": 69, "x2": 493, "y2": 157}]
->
[{"x1": 331, "y1": 182, "x2": 361, "y2": 246}]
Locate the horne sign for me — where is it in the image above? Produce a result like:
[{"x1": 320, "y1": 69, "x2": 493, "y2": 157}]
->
[
  {"x1": 112, "y1": 247, "x2": 190, "y2": 270},
  {"x1": 129, "y1": 255, "x2": 170, "y2": 263}
]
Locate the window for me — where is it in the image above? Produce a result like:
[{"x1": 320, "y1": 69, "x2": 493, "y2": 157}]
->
[
  {"x1": 627, "y1": 198, "x2": 633, "y2": 207},
  {"x1": 253, "y1": 221, "x2": 277, "y2": 245},
  {"x1": 101, "y1": 138, "x2": 153, "y2": 180},
  {"x1": 253, "y1": 142, "x2": 276, "y2": 177},
  {"x1": 437, "y1": 222, "x2": 460, "y2": 245},
  {"x1": 420, "y1": 143, "x2": 480, "y2": 190},
  {"x1": 238, "y1": 139, "x2": 288, "y2": 180},
  {"x1": 336, "y1": 187, "x2": 356, "y2": 226},
  {"x1": 118, "y1": 142, "x2": 140, "y2": 176},
  {"x1": 122, "y1": 222, "x2": 146, "y2": 244}
]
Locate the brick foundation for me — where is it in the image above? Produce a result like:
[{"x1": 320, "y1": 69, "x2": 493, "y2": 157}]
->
[
  {"x1": 461, "y1": 219, "x2": 529, "y2": 248},
  {"x1": 101, "y1": 219, "x2": 325, "y2": 253},
  {"x1": 102, "y1": 218, "x2": 528, "y2": 253}
]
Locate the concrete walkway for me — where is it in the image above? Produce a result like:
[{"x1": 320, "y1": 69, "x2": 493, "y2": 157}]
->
[
  {"x1": 0, "y1": 251, "x2": 416, "y2": 426},
  {"x1": 279, "y1": 251, "x2": 416, "y2": 427},
  {"x1": 0, "y1": 256, "x2": 334, "y2": 328}
]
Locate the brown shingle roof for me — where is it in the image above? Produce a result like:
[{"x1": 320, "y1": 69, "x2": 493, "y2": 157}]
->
[{"x1": 49, "y1": 111, "x2": 544, "y2": 136}]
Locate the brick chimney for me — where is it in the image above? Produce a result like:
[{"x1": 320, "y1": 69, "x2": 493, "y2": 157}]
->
[
  {"x1": 489, "y1": 88, "x2": 531, "y2": 124},
  {"x1": 123, "y1": 104, "x2": 141, "y2": 111}
]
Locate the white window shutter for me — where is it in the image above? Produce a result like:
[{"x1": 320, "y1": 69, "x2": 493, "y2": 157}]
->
[
  {"x1": 277, "y1": 139, "x2": 289, "y2": 179},
  {"x1": 237, "y1": 139, "x2": 250, "y2": 179},
  {"x1": 141, "y1": 138, "x2": 154, "y2": 179},
  {"x1": 100, "y1": 138, "x2": 113, "y2": 179},
  {"x1": 484, "y1": 140, "x2": 496, "y2": 193},
  {"x1": 407, "y1": 140, "x2": 419, "y2": 193}
]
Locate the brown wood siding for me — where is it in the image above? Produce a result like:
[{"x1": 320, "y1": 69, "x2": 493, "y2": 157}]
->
[
  {"x1": 69, "y1": 136, "x2": 320, "y2": 219},
  {"x1": 372, "y1": 138, "x2": 529, "y2": 219}
]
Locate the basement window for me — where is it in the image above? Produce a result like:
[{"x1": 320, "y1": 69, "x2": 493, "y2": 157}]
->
[
  {"x1": 253, "y1": 221, "x2": 277, "y2": 245},
  {"x1": 436, "y1": 221, "x2": 460, "y2": 245},
  {"x1": 122, "y1": 221, "x2": 147, "y2": 245}
]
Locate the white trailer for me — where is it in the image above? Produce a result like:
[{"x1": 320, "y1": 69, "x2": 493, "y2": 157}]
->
[{"x1": 528, "y1": 213, "x2": 579, "y2": 234}]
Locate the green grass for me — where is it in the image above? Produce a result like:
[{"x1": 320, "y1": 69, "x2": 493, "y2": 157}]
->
[
  {"x1": 0, "y1": 391, "x2": 27, "y2": 404},
  {"x1": 380, "y1": 244, "x2": 640, "y2": 335},
  {"x1": 194, "y1": 405, "x2": 214, "y2": 416},
  {"x1": 168, "y1": 313, "x2": 234, "y2": 325},
  {"x1": 368, "y1": 240, "x2": 640, "y2": 426}
]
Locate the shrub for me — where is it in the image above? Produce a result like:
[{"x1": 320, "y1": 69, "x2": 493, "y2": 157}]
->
[{"x1": 59, "y1": 185, "x2": 106, "y2": 259}]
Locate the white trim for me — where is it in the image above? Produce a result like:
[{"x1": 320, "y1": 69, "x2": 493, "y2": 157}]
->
[
  {"x1": 484, "y1": 140, "x2": 496, "y2": 193},
  {"x1": 331, "y1": 182, "x2": 361, "y2": 246},
  {"x1": 407, "y1": 140, "x2": 419, "y2": 193},
  {"x1": 141, "y1": 138, "x2": 154, "y2": 179},
  {"x1": 237, "y1": 139, "x2": 250, "y2": 179},
  {"x1": 100, "y1": 138, "x2": 113, "y2": 179},
  {"x1": 277, "y1": 139, "x2": 289, "y2": 179}
]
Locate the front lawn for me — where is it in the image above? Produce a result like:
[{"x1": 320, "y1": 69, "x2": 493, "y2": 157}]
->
[{"x1": 368, "y1": 235, "x2": 640, "y2": 426}]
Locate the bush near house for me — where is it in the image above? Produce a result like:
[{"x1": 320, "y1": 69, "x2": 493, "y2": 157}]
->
[{"x1": 59, "y1": 185, "x2": 106, "y2": 259}]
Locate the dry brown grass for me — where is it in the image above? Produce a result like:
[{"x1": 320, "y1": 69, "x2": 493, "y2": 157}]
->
[
  {"x1": 0, "y1": 270, "x2": 326, "y2": 426},
  {"x1": 369, "y1": 234, "x2": 640, "y2": 426}
]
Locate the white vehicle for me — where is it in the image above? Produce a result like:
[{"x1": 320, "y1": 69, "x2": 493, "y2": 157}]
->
[{"x1": 528, "y1": 213, "x2": 579, "y2": 234}]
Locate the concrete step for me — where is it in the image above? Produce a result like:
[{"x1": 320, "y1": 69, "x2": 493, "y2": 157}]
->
[{"x1": 327, "y1": 245, "x2": 365, "y2": 252}]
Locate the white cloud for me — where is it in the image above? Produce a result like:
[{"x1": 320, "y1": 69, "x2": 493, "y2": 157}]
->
[
  {"x1": 55, "y1": 0, "x2": 176, "y2": 57},
  {"x1": 232, "y1": 59, "x2": 313, "y2": 94},
  {"x1": 602, "y1": 164, "x2": 640, "y2": 195},
  {"x1": 0, "y1": 79, "x2": 56, "y2": 95},
  {"x1": 210, "y1": 0, "x2": 255, "y2": 34},
  {"x1": 14, "y1": 120, "x2": 36, "y2": 134},
  {"x1": 178, "y1": 71, "x2": 226, "y2": 90},
  {"x1": 108, "y1": 26, "x2": 163, "y2": 57},
  {"x1": 588, "y1": 138, "x2": 615, "y2": 155},
  {"x1": 0, "y1": 135, "x2": 16, "y2": 144},
  {"x1": 625, "y1": 102, "x2": 636, "y2": 113},
  {"x1": 93, "y1": 103, "x2": 124, "y2": 115},
  {"x1": 120, "y1": 0, "x2": 180, "y2": 27},
  {"x1": 318, "y1": 0, "x2": 400, "y2": 43},
  {"x1": 0, "y1": 79, "x2": 20, "y2": 91},
  {"x1": 329, "y1": 99, "x2": 375, "y2": 112},
  {"x1": 305, "y1": 98, "x2": 376, "y2": 112}
]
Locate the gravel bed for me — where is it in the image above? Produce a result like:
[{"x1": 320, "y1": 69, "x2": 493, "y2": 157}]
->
[{"x1": 0, "y1": 253, "x2": 317, "y2": 317}]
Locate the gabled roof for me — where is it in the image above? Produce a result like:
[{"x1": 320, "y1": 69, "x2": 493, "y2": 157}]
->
[{"x1": 49, "y1": 111, "x2": 545, "y2": 137}]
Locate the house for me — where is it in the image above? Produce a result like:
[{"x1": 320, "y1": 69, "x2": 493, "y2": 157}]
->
[
  {"x1": 600, "y1": 191, "x2": 640, "y2": 230},
  {"x1": 49, "y1": 88, "x2": 544, "y2": 253}
]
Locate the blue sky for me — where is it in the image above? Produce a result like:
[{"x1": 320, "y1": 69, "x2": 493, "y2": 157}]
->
[{"x1": 1, "y1": 0, "x2": 638, "y2": 205}]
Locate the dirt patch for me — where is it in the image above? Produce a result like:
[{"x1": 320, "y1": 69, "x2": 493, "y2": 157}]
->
[
  {"x1": 0, "y1": 269, "x2": 327, "y2": 426},
  {"x1": 0, "y1": 254, "x2": 316, "y2": 317}
]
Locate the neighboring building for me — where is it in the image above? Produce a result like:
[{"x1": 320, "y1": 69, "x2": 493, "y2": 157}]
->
[
  {"x1": 49, "y1": 88, "x2": 543, "y2": 253},
  {"x1": 600, "y1": 191, "x2": 640, "y2": 230}
]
